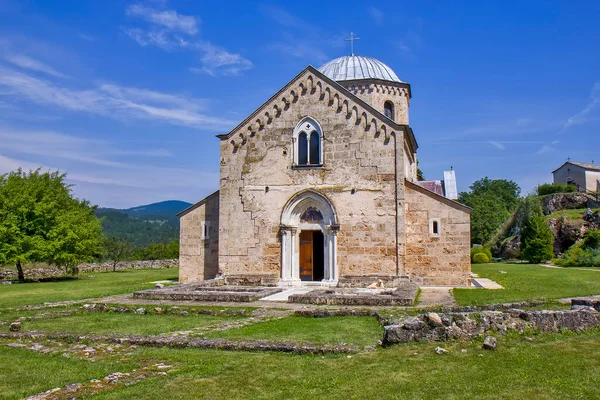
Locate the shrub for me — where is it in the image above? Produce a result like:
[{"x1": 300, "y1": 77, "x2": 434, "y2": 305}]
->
[
  {"x1": 471, "y1": 246, "x2": 493, "y2": 262},
  {"x1": 472, "y1": 253, "x2": 490, "y2": 264},
  {"x1": 537, "y1": 183, "x2": 576, "y2": 196},
  {"x1": 583, "y1": 230, "x2": 600, "y2": 249}
]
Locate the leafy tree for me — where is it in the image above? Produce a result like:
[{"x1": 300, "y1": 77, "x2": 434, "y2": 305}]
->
[
  {"x1": 459, "y1": 177, "x2": 521, "y2": 245},
  {"x1": 104, "y1": 236, "x2": 134, "y2": 271},
  {"x1": 0, "y1": 169, "x2": 103, "y2": 280},
  {"x1": 519, "y1": 197, "x2": 554, "y2": 263},
  {"x1": 416, "y1": 161, "x2": 425, "y2": 181}
]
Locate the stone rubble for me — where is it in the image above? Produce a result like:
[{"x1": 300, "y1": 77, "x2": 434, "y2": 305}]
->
[
  {"x1": 482, "y1": 335, "x2": 497, "y2": 350},
  {"x1": 383, "y1": 308, "x2": 600, "y2": 345}
]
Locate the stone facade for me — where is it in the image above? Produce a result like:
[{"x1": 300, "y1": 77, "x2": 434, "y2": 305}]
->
[
  {"x1": 179, "y1": 191, "x2": 219, "y2": 283},
  {"x1": 179, "y1": 63, "x2": 471, "y2": 287},
  {"x1": 405, "y1": 181, "x2": 471, "y2": 285}
]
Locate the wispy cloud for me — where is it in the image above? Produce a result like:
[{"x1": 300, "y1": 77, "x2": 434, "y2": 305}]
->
[
  {"x1": 126, "y1": 4, "x2": 199, "y2": 35},
  {"x1": 367, "y1": 7, "x2": 384, "y2": 25},
  {"x1": 0, "y1": 128, "x2": 173, "y2": 168},
  {"x1": 0, "y1": 66, "x2": 234, "y2": 130},
  {"x1": 563, "y1": 82, "x2": 600, "y2": 130},
  {"x1": 258, "y1": 4, "x2": 333, "y2": 63},
  {"x1": 536, "y1": 140, "x2": 559, "y2": 155},
  {"x1": 78, "y1": 33, "x2": 97, "y2": 42},
  {"x1": 488, "y1": 140, "x2": 506, "y2": 150},
  {"x1": 3, "y1": 53, "x2": 70, "y2": 78},
  {"x1": 0, "y1": 39, "x2": 70, "y2": 79},
  {"x1": 191, "y1": 41, "x2": 253, "y2": 76},
  {"x1": 124, "y1": 2, "x2": 251, "y2": 76}
]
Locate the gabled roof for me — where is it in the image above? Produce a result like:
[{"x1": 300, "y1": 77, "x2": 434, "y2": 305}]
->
[
  {"x1": 552, "y1": 161, "x2": 600, "y2": 173},
  {"x1": 216, "y1": 65, "x2": 418, "y2": 152},
  {"x1": 406, "y1": 180, "x2": 472, "y2": 214},
  {"x1": 177, "y1": 190, "x2": 219, "y2": 217}
]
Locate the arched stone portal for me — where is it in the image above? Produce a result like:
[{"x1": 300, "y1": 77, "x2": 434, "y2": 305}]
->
[{"x1": 280, "y1": 190, "x2": 339, "y2": 286}]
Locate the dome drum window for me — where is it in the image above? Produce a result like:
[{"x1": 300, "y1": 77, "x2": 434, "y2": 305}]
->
[
  {"x1": 293, "y1": 118, "x2": 323, "y2": 167},
  {"x1": 384, "y1": 101, "x2": 394, "y2": 121}
]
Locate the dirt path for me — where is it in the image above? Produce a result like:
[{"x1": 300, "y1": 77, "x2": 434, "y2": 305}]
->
[{"x1": 417, "y1": 287, "x2": 457, "y2": 308}]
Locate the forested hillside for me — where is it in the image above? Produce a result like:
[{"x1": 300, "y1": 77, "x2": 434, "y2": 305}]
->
[{"x1": 95, "y1": 200, "x2": 192, "y2": 248}]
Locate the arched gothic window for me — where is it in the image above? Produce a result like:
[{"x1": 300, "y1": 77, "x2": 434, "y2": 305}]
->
[
  {"x1": 384, "y1": 101, "x2": 394, "y2": 121},
  {"x1": 294, "y1": 118, "x2": 322, "y2": 166},
  {"x1": 298, "y1": 132, "x2": 308, "y2": 165}
]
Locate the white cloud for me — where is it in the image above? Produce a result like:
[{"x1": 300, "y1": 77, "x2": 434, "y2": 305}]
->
[
  {"x1": 367, "y1": 7, "x2": 384, "y2": 25},
  {"x1": 536, "y1": 140, "x2": 559, "y2": 155},
  {"x1": 126, "y1": 4, "x2": 199, "y2": 35},
  {"x1": 123, "y1": 3, "x2": 251, "y2": 76},
  {"x1": 488, "y1": 140, "x2": 506, "y2": 150},
  {"x1": 190, "y1": 42, "x2": 253, "y2": 76},
  {"x1": 563, "y1": 82, "x2": 600, "y2": 130},
  {"x1": 0, "y1": 128, "x2": 174, "y2": 168},
  {"x1": 0, "y1": 67, "x2": 234, "y2": 130},
  {"x1": 3, "y1": 53, "x2": 69, "y2": 78}
]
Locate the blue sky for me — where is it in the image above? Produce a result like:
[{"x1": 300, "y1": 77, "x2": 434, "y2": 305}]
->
[{"x1": 0, "y1": 0, "x2": 598, "y2": 208}]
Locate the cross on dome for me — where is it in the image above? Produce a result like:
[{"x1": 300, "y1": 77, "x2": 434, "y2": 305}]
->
[{"x1": 345, "y1": 32, "x2": 360, "y2": 56}]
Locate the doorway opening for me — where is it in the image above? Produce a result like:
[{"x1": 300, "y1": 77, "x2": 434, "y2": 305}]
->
[{"x1": 299, "y1": 230, "x2": 325, "y2": 281}]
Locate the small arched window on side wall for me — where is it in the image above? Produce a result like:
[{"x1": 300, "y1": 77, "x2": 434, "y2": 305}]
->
[
  {"x1": 429, "y1": 217, "x2": 440, "y2": 237},
  {"x1": 293, "y1": 118, "x2": 323, "y2": 167},
  {"x1": 384, "y1": 101, "x2": 394, "y2": 121}
]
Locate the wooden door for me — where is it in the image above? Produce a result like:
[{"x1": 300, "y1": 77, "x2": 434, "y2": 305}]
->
[{"x1": 299, "y1": 231, "x2": 313, "y2": 281}]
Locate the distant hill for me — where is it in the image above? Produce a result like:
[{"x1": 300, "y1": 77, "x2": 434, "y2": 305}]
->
[{"x1": 95, "y1": 200, "x2": 193, "y2": 248}]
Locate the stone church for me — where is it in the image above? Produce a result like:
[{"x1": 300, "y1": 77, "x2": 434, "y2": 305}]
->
[{"x1": 178, "y1": 54, "x2": 471, "y2": 287}]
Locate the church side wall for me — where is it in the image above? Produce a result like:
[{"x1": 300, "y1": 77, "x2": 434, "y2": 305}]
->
[
  {"x1": 405, "y1": 184, "x2": 471, "y2": 286},
  {"x1": 218, "y1": 73, "x2": 402, "y2": 280},
  {"x1": 179, "y1": 193, "x2": 220, "y2": 283},
  {"x1": 585, "y1": 171, "x2": 600, "y2": 192}
]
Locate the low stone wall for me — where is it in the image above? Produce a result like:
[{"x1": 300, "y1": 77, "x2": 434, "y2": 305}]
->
[
  {"x1": 383, "y1": 308, "x2": 600, "y2": 345},
  {"x1": 0, "y1": 259, "x2": 178, "y2": 281},
  {"x1": 0, "y1": 331, "x2": 361, "y2": 355},
  {"x1": 134, "y1": 284, "x2": 283, "y2": 302},
  {"x1": 289, "y1": 283, "x2": 419, "y2": 306},
  {"x1": 337, "y1": 275, "x2": 408, "y2": 288}
]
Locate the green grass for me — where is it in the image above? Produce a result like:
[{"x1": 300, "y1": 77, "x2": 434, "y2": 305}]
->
[
  {"x1": 22, "y1": 311, "x2": 232, "y2": 335},
  {"x1": 0, "y1": 346, "x2": 137, "y2": 400},
  {"x1": 546, "y1": 207, "x2": 599, "y2": 222},
  {"x1": 0, "y1": 268, "x2": 178, "y2": 307},
  {"x1": 455, "y1": 263, "x2": 600, "y2": 305},
  {"x1": 204, "y1": 316, "x2": 383, "y2": 345},
  {"x1": 88, "y1": 330, "x2": 600, "y2": 399}
]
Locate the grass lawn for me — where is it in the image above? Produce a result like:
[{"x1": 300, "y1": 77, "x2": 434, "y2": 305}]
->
[
  {"x1": 86, "y1": 330, "x2": 600, "y2": 399},
  {"x1": 0, "y1": 346, "x2": 137, "y2": 400},
  {"x1": 546, "y1": 207, "x2": 600, "y2": 222},
  {"x1": 455, "y1": 263, "x2": 600, "y2": 306},
  {"x1": 23, "y1": 311, "x2": 234, "y2": 335},
  {"x1": 204, "y1": 316, "x2": 383, "y2": 345},
  {"x1": 0, "y1": 268, "x2": 178, "y2": 307}
]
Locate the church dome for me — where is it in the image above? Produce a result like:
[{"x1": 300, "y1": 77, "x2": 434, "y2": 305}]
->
[{"x1": 318, "y1": 55, "x2": 402, "y2": 83}]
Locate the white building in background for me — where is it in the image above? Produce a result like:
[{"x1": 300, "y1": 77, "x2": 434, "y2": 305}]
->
[{"x1": 552, "y1": 161, "x2": 600, "y2": 192}]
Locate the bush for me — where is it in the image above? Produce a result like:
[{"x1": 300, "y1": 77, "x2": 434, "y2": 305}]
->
[
  {"x1": 555, "y1": 229, "x2": 600, "y2": 267},
  {"x1": 471, "y1": 246, "x2": 492, "y2": 262},
  {"x1": 583, "y1": 230, "x2": 600, "y2": 249},
  {"x1": 472, "y1": 253, "x2": 490, "y2": 263},
  {"x1": 537, "y1": 183, "x2": 576, "y2": 196}
]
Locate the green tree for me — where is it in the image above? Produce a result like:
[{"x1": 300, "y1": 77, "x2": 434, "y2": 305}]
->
[
  {"x1": 458, "y1": 177, "x2": 521, "y2": 245},
  {"x1": 519, "y1": 197, "x2": 554, "y2": 263},
  {"x1": 0, "y1": 169, "x2": 104, "y2": 280},
  {"x1": 104, "y1": 236, "x2": 134, "y2": 271}
]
